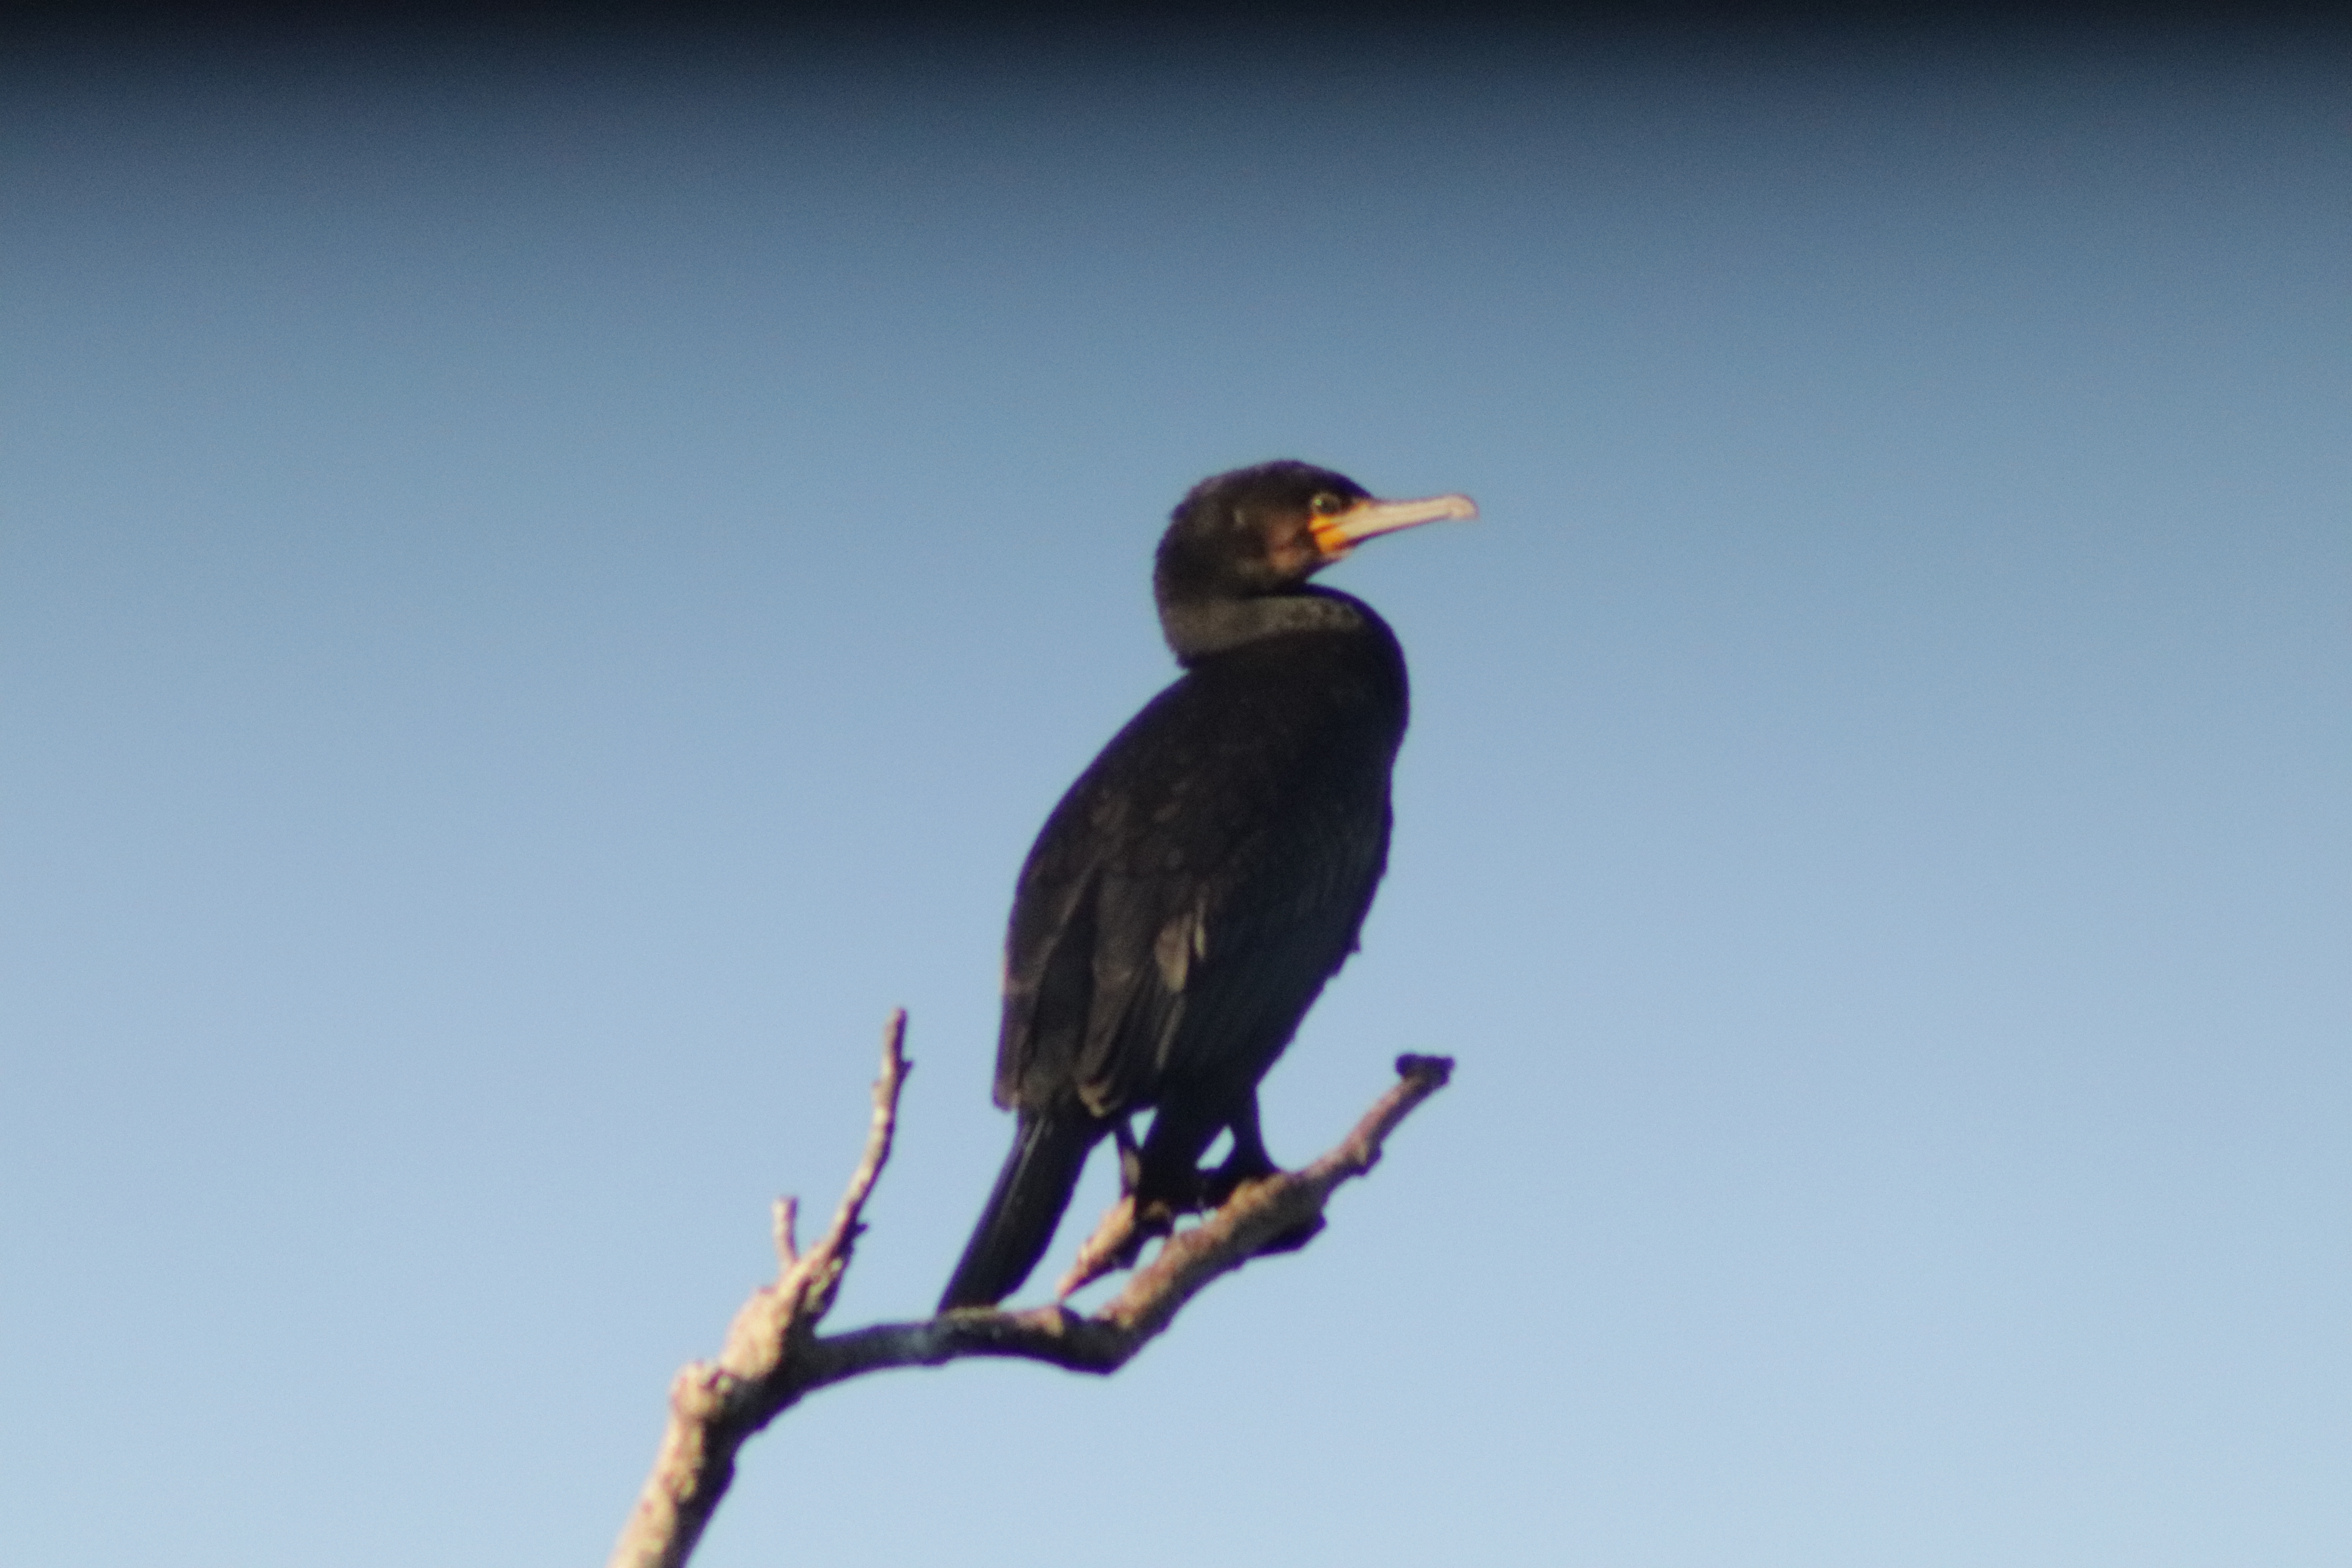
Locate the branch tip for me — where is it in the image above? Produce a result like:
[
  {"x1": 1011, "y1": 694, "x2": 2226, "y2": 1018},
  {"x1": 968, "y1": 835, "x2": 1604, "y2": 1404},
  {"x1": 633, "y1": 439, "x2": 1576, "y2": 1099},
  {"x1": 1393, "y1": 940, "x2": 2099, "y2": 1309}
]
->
[
  {"x1": 1394, "y1": 1052, "x2": 1454, "y2": 1084},
  {"x1": 771, "y1": 1197, "x2": 799, "y2": 1269}
]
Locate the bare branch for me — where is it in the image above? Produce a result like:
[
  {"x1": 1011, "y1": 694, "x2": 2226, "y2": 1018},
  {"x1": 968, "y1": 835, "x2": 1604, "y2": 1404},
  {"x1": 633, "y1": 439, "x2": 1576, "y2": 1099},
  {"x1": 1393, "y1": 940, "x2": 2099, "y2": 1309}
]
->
[
  {"x1": 607, "y1": 1022, "x2": 1450, "y2": 1568},
  {"x1": 607, "y1": 1010, "x2": 909, "y2": 1568}
]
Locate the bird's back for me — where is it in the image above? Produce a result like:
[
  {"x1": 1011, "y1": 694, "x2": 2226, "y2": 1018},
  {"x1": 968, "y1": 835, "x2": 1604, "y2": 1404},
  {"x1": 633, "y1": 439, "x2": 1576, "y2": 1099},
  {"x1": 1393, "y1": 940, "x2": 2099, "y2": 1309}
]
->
[{"x1": 995, "y1": 608, "x2": 1408, "y2": 1123}]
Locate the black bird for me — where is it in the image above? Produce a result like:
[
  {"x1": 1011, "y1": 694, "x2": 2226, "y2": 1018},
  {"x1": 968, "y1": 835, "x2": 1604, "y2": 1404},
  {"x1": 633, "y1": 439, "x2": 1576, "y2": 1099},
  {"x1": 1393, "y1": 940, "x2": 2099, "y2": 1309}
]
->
[{"x1": 939, "y1": 460, "x2": 1474, "y2": 1311}]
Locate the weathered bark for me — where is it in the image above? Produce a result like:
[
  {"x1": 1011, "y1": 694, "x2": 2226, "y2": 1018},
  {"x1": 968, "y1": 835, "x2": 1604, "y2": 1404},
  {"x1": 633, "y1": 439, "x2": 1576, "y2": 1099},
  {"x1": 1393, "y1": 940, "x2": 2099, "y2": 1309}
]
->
[{"x1": 607, "y1": 1009, "x2": 1451, "y2": 1568}]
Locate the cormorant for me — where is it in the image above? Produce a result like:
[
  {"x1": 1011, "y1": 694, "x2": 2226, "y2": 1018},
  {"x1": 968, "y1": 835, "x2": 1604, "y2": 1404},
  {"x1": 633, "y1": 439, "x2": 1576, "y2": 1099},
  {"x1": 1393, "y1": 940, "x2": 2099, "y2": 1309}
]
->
[{"x1": 939, "y1": 460, "x2": 1474, "y2": 1311}]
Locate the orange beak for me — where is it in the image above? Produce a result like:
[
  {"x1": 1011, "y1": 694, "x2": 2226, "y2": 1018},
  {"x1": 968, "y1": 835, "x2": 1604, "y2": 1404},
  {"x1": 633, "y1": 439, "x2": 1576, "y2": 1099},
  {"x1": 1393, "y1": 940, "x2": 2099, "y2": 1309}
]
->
[{"x1": 1309, "y1": 492, "x2": 1479, "y2": 560}]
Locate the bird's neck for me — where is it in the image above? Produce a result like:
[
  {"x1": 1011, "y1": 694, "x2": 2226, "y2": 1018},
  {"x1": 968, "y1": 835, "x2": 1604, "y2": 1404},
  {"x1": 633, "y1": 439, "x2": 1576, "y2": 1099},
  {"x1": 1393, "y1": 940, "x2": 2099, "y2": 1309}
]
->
[{"x1": 1157, "y1": 587, "x2": 1376, "y2": 666}]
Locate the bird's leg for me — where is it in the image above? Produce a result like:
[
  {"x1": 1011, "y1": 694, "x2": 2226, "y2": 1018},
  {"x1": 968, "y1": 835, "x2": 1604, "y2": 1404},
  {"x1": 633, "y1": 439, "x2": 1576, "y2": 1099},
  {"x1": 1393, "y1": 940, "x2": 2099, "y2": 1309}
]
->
[
  {"x1": 1202, "y1": 1091, "x2": 1323, "y2": 1255},
  {"x1": 1201, "y1": 1092, "x2": 1280, "y2": 1205},
  {"x1": 1058, "y1": 1090, "x2": 1328, "y2": 1296}
]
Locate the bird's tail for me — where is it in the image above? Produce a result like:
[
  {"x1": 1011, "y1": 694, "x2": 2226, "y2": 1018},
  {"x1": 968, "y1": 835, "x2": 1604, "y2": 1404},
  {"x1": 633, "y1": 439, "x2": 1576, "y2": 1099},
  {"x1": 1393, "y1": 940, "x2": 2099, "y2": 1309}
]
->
[{"x1": 939, "y1": 1110, "x2": 1100, "y2": 1311}]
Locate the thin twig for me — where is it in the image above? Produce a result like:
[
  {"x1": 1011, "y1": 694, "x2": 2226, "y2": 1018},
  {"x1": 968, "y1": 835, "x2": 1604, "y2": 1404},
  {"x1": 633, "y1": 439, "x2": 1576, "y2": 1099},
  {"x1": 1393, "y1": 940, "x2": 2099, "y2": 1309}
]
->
[{"x1": 606, "y1": 1011, "x2": 909, "y2": 1568}]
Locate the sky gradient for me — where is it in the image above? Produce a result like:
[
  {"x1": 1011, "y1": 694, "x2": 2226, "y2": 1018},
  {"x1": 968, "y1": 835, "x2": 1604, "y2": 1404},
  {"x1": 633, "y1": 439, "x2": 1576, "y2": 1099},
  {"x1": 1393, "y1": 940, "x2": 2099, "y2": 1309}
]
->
[{"x1": 4, "y1": 13, "x2": 2347, "y2": 1566}]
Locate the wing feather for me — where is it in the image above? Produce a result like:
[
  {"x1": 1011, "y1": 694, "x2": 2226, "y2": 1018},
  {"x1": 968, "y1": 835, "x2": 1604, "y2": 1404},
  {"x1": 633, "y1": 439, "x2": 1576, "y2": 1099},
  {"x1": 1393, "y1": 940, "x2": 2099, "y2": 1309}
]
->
[{"x1": 993, "y1": 626, "x2": 1403, "y2": 1121}]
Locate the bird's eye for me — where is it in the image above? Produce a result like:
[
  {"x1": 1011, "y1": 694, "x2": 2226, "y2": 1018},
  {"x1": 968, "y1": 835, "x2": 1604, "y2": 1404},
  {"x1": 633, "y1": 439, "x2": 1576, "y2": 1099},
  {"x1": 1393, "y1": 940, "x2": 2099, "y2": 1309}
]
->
[{"x1": 1309, "y1": 492, "x2": 1346, "y2": 517}]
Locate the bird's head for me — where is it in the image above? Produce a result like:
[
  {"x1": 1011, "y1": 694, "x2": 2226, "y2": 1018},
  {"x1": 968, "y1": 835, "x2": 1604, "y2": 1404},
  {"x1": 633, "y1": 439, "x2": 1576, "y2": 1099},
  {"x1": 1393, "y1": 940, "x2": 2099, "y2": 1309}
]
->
[{"x1": 1154, "y1": 461, "x2": 1476, "y2": 608}]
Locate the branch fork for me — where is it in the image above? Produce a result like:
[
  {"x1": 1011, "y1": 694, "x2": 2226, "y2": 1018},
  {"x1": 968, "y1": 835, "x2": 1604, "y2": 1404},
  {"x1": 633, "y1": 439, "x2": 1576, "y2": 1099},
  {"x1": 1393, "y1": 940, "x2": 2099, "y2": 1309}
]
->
[{"x1": 607, "y1": 1013, "x2": 1451, "y2": 1568}]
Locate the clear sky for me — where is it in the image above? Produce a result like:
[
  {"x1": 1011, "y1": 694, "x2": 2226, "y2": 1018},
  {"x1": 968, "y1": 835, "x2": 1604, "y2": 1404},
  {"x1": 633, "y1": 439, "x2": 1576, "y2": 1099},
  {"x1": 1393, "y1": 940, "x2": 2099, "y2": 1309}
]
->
[{"x1": 4, "y1": 11, "x2": 2347, "y2": 1566}]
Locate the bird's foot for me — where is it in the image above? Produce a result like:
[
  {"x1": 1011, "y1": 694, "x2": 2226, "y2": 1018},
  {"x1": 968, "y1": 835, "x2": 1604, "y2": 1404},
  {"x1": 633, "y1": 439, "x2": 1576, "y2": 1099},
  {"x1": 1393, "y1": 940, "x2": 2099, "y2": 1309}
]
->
[
  {"x1": 1254, "y1": 1212, "x2": 1327, "y2": 1255},
  {"x1": 1199, "y1": 1150, "x2": 1281, "y2": 1209},
  {"x1": 1058, "y1": 1149, "x2": 1325, "y2": 1298},
  {"x1": 1200, "y1": 1159, "x2": 1323, "y2": 1254}
]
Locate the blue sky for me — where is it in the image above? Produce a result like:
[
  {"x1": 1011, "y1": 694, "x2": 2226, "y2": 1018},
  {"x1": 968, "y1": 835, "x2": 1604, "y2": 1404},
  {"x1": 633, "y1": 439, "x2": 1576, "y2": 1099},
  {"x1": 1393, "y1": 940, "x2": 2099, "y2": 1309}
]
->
[{"x1": 4, "y1": 18, "x2": 2347, "y2": 1566}]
